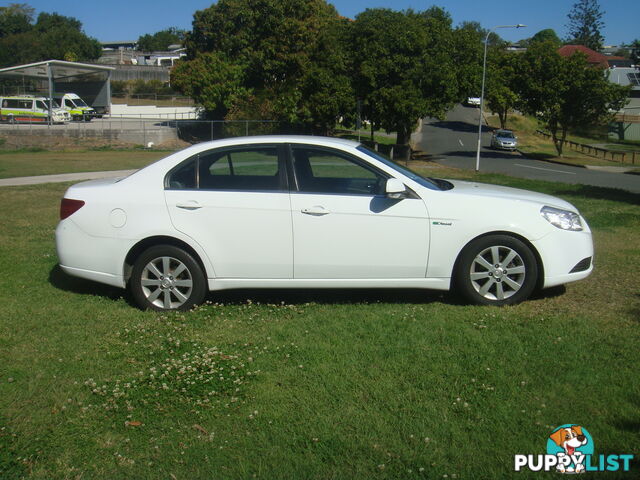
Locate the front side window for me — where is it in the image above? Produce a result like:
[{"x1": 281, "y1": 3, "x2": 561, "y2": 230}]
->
[
  {"x1": 291, "y1": 146, "x2": 386, "y2": 195},
  {"x1": 166, "y1": 146, "x2": 283, "y2": 191}
]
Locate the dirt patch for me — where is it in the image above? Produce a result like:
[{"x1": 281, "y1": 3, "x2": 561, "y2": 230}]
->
[{"x1": 0, "y1": 133, "x2": 189, "y2": 152}]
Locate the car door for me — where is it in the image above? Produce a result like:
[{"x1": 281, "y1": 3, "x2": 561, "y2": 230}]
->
[
  {"x1": 288, "y1": 145, "x2": 430, "y2": 279},
  {"x1": 164, "y1": 144, "x2": 293, "y2": 278}
]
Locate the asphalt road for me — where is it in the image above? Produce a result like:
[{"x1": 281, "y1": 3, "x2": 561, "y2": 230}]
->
[{"x1": 416, "y1": 104, "x2": 640, "y2": 194}]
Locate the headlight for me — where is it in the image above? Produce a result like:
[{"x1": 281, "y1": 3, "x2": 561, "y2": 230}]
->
[{"x1": 541, "y1": 206, "x2": 583, "y2": 231}]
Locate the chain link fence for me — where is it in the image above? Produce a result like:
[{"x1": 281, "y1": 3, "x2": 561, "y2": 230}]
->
[{"x1": 0, "y1": 118, "x2": 287, "y2": 150}]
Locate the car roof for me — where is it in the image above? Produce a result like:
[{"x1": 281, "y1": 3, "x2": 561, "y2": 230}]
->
[{"x1": 192, "y1": 135, "x2": 361, "y2": 150}]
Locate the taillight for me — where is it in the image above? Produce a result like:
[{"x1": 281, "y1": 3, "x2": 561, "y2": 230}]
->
[{"x1": 60, "y1": 198, "x2": 85, "y2": 220}]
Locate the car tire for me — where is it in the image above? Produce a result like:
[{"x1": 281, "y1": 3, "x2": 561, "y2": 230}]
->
[
  {"x1": 454, "y1": 234, "x2": 538, "y2": 306},
  {"x1": 130, "y1": 245, "x2": 207, "y2": 311}
]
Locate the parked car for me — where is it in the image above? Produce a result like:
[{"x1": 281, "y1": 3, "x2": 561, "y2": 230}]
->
[
  {"x1": 491, "y1": 129, "x2": 518, "y2": 150},
  {"x1": 56, "y1": 136, "x2": 593, "y2": 311},
  {"x1": 466, "y1": 97, "x2": 481, "y2": 107},
  {"x1": 0, "y1": 95, "x2": 70, "y2": 124},
  {"x1": 53, "y1": 93, "x2": 96, "y2": 121}
]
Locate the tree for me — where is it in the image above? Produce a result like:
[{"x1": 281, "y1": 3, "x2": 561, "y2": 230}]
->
[
  {"x1": 566, "y1": 0, "x2": 605, "y2": 51},
  {"x1": 351, "y1": 8, "x2": 459, "y2": 146},
  {"x1": 137, "y1": 27, "x2": 185, "y2": 52},
  {"x1": 0, "y1": 9, "x2": 100, "y2": 67},
  {"x1": 457, "y1": 21, "x2": 505, "y2": 48},
  {"x1": 630, "y1": 39, "x2": 640, "y2": 65},
  {"x1": 529, "y1": 29, "x2": 561, "y2": 47},
  {"x1": 451, "y1": 21, "x2": 485, "y2": 98},
  {"x1": 173, "y1": 0, "x2": 352, "y2": 133},
  {"x1": 515, "y1": 41, "x2": 628, "y2": 156},
  {"x1": 171, "y1": 52, "x2": 250, "y2": 119},
  {"x1": 0, "y1": 3, "x2": 34, "y2": 37},
  {"x1": 485, "y1": 50, "x2": 519, "y2": 129}
]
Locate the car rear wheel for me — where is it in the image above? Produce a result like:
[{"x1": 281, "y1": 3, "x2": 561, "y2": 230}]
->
[
  {"x1": 130, "y1": 245, "x2": 206, "y2": 311},
  {"x1": 454, "y1": 235, "x2": 538, "y2": 306}
]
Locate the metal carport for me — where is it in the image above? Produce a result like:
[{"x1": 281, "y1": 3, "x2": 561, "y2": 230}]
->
[{"x1": 0, "y1": 60, "x2": 115, "y2": 124}]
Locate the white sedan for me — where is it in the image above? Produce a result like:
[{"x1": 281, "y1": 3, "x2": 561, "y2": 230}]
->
[{"x1": 56, "y1": 136, "x2": 593, "y2": 311}]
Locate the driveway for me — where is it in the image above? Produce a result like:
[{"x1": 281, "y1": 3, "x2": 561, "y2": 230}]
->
[{"x1": 415, "y1": 104, "x2": 640, "y2": 194}]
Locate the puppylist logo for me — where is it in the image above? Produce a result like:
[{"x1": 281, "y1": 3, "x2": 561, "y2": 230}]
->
[{"x1": 514, "y1": 424, "x2": 634, "y2": 474}]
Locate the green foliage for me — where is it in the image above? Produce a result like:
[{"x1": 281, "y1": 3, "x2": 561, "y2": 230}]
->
[
  {"x1": 137, "y1": 27, "x2": 185, "y2": 52},
  {"x1": 0, "y1": 2, "x2": 33, "y2": 37},
  {"x1": 529, "y1": 28, "x2": 562, "y2": 47},
  {"x1": 486, "y1": 50, "x2": 519, "y2": 129},
  {"x1": 110, "y1": 80, "x2": 128, "y2": 97},
  {"x1": 515, "y1": 42, "x2": 629, "y2": 156},
  {"x1": 451, "y1": 21, "x2": 485, "y2": 97},
  {"x1": 130, "y1": 79, "x2": 175, "y2": 98},
  {"x1": 457, "y1": 21, "x2": 505, "y2": 48},
  {"x1": 630, "y1": 39, "x2": 640, "y2": 65},
  {"x1": 0, "y1": 8, "x2": 101, "y2": 67},
  {"x1": 171, "y1": 52, "x2": 250, "y2": 119},
  {"x1": 174, "y1": 0, "x2": 351, "y2": 132},
  {"x1": 351, "y1": 8, "x2": 460, "y2": 145},
  {"x1": 565, "y1": 0, "x2": 605, "y2": 51}
]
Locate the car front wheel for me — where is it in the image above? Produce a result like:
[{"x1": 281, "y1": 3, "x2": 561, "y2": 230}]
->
[
  {"x1": 454, "y1": 235, "x2": 538, "y2": 306},
  {"x1": 130, "y1": 245, "x2": 206, "y2": 311}
]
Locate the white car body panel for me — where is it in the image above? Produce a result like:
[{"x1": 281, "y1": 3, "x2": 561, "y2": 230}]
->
[
  {"x1": 290, "y1": 192, "x2": 429, "y2": 278},
  {"x1": 55, "y1": 135, "x2": 594, "y2": 304},
  {"x1": 165, "y1": 190, "x2": 293, "y2": 278}
]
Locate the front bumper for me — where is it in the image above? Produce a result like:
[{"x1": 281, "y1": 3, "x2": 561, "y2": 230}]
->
[
  {"x1": 494, "y1": 143, "x2": 517, "y2": 150},
  {"x1": 531, "y1": 226, "x2": 594, "y2": 289}
]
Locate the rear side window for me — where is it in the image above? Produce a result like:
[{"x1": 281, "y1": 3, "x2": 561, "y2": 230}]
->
[
  {"x1": 166, "y1": 146, "x2": 284, "y2": 191},
  {"x1": 5, "y1": 99, "x2": 20, "y2": 108}
]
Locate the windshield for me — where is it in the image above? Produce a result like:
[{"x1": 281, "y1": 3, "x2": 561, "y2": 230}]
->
[
  {"x1": 73, "y1": 98, "x2": 88, "y2": 107},
  {"x1": 35, "y1": 99, "x2": 60, "y2": 110},
  {"x1": 357, "y1": 145, "x2": 447, "y2": 191},
  {"x1": 497, "y1": 131, "x2": 514, "y2": 138}
]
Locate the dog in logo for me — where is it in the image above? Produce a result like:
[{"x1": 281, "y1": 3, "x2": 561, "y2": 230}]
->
[{"x1": 549, "y1": 425, "x2": 588, "y2": 473}]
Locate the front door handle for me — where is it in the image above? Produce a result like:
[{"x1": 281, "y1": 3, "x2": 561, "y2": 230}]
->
[
  {"x1": 176, "y1": 201, "x2": 202, "y2": 210},
  {"x1": 301, "y1": 205, "x2": 330, "y2": 216}
]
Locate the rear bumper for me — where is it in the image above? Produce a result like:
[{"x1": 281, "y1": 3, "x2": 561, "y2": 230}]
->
[
  {"x1": 60, "y1": 265, "x2": 125, "y2": 288},
  {"x1": 56, "y1": 219, "x2": 128, "y2": 288}
]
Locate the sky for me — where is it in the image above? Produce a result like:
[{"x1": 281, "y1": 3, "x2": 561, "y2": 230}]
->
[{"x1": 5, "y1": 0, "x2": 639, "y2": 46}]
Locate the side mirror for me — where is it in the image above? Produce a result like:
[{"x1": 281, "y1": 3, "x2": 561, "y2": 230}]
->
[{"x1": 385, "y1": 178, "x2": 408, "y2": 199}]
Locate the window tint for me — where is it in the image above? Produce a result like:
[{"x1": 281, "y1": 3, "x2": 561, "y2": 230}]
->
[
  {"x1": 168, "y1": 158, "x2": 197, "y2": 189},
  {"x1": 36, "y1": 101, "x2": 48, "y2": 111},
  {"x1": 292, "y1": 147, "x2": 386, "y2": 195},
  {"x1": 167, "y1": 146, "x2": 282, "y2": 191}
]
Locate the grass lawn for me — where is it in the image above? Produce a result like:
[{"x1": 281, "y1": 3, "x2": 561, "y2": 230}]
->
[
  {"x1": 486, "y1": 114, "x2": 640, "y2": 170},
  {"x1": 1, "y1": 166, "x2": 639, "y2": 479},
  {"x1": 0, "y1": 150, "x2": 171, "y2": 179}
]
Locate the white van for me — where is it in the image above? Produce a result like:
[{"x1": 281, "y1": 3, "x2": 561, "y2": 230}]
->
[
  {"x1": 53, "y1": 93, "x2": 96, "y2": 122},
  {"x1": 0, "y1": 96, "x2": 71, "y2": 124}
]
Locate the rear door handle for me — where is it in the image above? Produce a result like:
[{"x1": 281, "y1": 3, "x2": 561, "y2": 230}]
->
[
  {"x1": 176, "y1": 201, "x2": 202, "y2": 210},
  {"x1": 301, "y1": 205, "x2": 330, "y2": 216}
]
